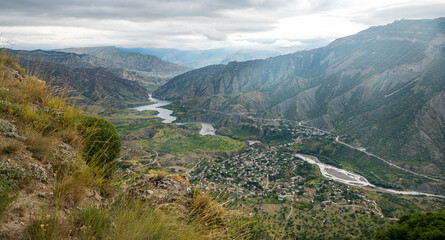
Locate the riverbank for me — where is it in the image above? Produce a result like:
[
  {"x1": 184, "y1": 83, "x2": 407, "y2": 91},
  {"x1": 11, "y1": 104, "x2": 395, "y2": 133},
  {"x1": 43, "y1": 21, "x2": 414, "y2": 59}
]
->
[
  {"x1": 134, "y1": 95, "x2": 216, "y2": 136},
  {"x1": 295, "y1": 153, "x2": 445, "y2": 199}
]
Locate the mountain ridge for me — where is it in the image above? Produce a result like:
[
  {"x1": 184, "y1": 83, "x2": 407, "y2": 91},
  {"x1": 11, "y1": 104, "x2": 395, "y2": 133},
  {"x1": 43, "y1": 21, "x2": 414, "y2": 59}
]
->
[
  {"x1": 58, "y1": 46, "x2": 191, "y2": 83},
  {"x1": 4, "y1": 48, "x2": 150, "y2": 108}
]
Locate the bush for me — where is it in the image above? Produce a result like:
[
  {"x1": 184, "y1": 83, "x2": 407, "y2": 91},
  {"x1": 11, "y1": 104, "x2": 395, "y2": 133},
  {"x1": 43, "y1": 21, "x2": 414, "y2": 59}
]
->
[
  {"x1": 78, "y1": 116, "x2": 121, "y2": 169},
  {"x1": 375, "y1": 210, "x2": 445, "y2": 240}
]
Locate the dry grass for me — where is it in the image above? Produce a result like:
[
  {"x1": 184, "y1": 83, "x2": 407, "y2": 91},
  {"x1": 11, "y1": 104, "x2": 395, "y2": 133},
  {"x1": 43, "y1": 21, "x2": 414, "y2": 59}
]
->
[
  {"x1": 2, "y1": 140, "x2": 23, "y2": 155},
  {"x1": 24, "y1": 130, "x2": 55, "y2": 162},
  {"x1": 25, "y1": 211, "x2": 61, "y2": 240},
  {"x1": 110, "y1": 197, "x2": 212, "y2": 240}
]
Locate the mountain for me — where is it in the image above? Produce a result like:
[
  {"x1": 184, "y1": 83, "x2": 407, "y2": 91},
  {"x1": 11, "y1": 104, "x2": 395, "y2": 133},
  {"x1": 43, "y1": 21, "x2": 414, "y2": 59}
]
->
[
  {"x1": 154, "y1": 18, "x2": 445, "y2": 179},
  {"x1": 120, "y1": 47, "x2": 305, "y2": 68},
  {"x1": 58, "y1": 46, "x2": 191, "y2": 84},
  {"x1": 5, "y1": 49, "x2": 149, "y2": 108}
]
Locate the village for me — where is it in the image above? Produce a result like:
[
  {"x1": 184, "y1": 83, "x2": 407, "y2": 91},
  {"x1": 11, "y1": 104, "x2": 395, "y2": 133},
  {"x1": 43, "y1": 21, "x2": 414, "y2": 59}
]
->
[{"x1": 189, "y1": 143, "x2": 383, "y2": 217}]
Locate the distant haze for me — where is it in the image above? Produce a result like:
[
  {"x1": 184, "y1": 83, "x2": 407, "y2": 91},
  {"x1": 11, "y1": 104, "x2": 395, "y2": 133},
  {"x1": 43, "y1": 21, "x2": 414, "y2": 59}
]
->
[{"x1": 0, "y1": 0, "x2": 444, "y2": 50}]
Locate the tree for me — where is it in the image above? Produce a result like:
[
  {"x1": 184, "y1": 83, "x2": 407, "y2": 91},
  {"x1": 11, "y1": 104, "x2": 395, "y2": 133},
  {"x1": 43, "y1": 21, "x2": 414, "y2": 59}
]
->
[{"x1": 375, "y1": 210, "x2": 445, "y2": 240}]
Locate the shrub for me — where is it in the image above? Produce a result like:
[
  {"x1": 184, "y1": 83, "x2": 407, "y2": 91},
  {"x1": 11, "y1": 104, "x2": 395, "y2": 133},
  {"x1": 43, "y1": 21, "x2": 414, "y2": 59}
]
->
[{"x1": 78, "y1": 115, "x2": 121, "y2": 170}]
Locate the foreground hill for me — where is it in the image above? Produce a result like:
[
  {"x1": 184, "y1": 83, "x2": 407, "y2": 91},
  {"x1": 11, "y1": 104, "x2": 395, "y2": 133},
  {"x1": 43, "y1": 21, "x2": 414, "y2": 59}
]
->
[
  {"x1": 0, "y1": 53, "x2": 260, "y2": 239},
  {"x1": 154, "y1": 18, "x2": 445, "y2": 180}
]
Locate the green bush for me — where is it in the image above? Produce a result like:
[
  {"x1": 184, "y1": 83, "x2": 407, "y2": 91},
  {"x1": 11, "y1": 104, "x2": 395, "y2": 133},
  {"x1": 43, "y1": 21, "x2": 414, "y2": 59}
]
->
[
  {"x1": 78, "y1": 116, "x2": 121, "y2": 170},
  {"x1": 375, "y1": 210, "x2": 445, "y2": 240}
]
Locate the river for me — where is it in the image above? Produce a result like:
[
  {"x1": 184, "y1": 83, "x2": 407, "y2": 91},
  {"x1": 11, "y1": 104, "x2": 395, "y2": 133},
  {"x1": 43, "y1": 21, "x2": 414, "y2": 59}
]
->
[
  {"x1": 134, "y1": 95, "x2": 215, "y2": 135},
  {"x1": 134, "y1": 95, "x2": 176, "y2": 123},
  {"x1": 295, "y1": 153, "x2": 445, "y2": 198}
]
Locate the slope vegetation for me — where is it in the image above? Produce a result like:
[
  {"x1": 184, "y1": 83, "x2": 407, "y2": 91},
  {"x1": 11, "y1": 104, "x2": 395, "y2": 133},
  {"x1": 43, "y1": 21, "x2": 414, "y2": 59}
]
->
[{"x1": 0, "y1": 52, "x2": 263, "y2": 240}]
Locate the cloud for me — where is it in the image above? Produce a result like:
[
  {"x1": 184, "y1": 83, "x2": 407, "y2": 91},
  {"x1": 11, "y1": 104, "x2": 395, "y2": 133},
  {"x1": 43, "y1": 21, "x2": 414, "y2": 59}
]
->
[
  {"x1": 350, "y1": 1, "x2": 445, "y2": 25},
  {"x1": 0, "y1": 0, "x2": 298, "y2": 20},
  {"x1": 272, "y1": 39, "x2": 303, "y2": 47},
  {"x1": 0, "y1": 0, "x2": 443, "y2": 50}
]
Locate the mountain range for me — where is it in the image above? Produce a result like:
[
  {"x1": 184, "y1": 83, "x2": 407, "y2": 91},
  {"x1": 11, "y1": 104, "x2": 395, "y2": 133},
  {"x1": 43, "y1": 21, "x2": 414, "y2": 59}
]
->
[
  {"x1": 154, "y1": 18, "x2": 445, "y2": 180},
  {"x1": 58, "y1": 46, "x2": 191, "y2": 85},
  {"x1": 4, "y1": 47, "x2": 190, "y2": 108},
  {"x1": 6, "y1": 49, "x2": 148, "y2": 108},
  {"x1": 120, "y1": 46, "x2": 311, "y2": 68}
]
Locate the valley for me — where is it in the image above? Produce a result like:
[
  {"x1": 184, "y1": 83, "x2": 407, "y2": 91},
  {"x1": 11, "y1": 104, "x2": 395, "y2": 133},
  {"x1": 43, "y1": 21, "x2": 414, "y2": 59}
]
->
[
  {"x1": 153, "y1": 18, "x2": 445, "y2": 183},
  {"x1": 100, "y1": 20, "x2": 445, "y2": 238},
  {"x1": 1, "y1": 15, "x2": 445, "y2": 240},
  {"x1": 101, "y1": 94, "x2": 445, "y2": 239}
]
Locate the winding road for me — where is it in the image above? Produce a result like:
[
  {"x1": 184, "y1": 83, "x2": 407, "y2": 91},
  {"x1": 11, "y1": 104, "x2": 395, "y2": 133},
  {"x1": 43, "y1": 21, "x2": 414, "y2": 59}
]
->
[{"x1": 334, "y1": 136, "x2": 445, "y2": 183}]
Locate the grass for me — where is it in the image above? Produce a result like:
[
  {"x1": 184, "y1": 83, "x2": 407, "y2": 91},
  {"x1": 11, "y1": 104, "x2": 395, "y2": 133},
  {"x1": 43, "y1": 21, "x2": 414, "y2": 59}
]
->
[
  {"x1": 25, "y1": 129, "x2": 55, "y2": 161},
  {"x1": 159, "y1": 135, "x2": 244, "y2": 156},
  {"x1": 26, "y1": 213, "x2": 60, "y2": 240},
  {"x1": 34, "y1": 191, "x2": 257, "y2": 240},
  {"x1": 0, "y1": 179, "x2": 18, "y2": 215},
  {"x1": 110, "y1": 198, "x2": 210, "y2": 240},
  {"x1": 73, "y1": 206, "x2": 112, "y2": 240},
  {"x1": 217, "y1": 125, "x2": 261, "y2": 140},
  {"x1": 2, "y1": 140, "x2": 23, "y2": 154}
]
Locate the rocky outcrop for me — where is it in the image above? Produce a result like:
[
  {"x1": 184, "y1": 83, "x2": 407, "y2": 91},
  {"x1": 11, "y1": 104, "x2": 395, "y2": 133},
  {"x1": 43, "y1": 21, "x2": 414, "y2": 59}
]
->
[{"x1": 128, "y1": 175, "x2": 192, "y2": 204}]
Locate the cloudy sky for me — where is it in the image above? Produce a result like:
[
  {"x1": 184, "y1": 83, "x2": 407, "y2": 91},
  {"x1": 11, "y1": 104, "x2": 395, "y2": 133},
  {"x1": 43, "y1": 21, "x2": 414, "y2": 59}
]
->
[{"x1": 0, "y1": 0, "x2": 444, "y2": 50}]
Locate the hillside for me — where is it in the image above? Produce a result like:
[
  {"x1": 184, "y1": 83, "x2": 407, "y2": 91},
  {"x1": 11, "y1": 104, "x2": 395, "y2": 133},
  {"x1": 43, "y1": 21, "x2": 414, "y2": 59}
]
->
[
  {"x1": 3, "y1": 49, "x2": 149, "y2": 109},
  {"x1": 58, "y1": 46, "x2": 191, "y2": 84},
  {"x1": 153, "y1": 18, "x2": 445, "y2": 180},
  {"x1": 0, "y1": 53, "x2": 261, "y2": 239}
]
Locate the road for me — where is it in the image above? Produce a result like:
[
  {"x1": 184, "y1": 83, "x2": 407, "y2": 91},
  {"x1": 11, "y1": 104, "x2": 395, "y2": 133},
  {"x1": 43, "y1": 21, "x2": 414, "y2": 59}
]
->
[{"x1": 334, "y1": 136, "x2": 445, "y2": 183}]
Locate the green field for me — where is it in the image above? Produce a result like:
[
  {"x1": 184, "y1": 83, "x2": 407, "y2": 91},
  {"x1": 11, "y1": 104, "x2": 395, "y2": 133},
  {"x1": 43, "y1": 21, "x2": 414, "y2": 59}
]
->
[
  {"x1": 159, "y1": 135, "x2": 244, "y2": 156},
  {"x1": 217, "y1": 125, "x2": 261, "y2": 140}
]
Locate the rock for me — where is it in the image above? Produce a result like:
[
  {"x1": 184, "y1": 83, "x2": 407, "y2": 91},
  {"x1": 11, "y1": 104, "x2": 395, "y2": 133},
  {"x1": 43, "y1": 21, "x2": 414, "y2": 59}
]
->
[{"x1": 128, "y1": 175, "x2": 192, "y2": 204}]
